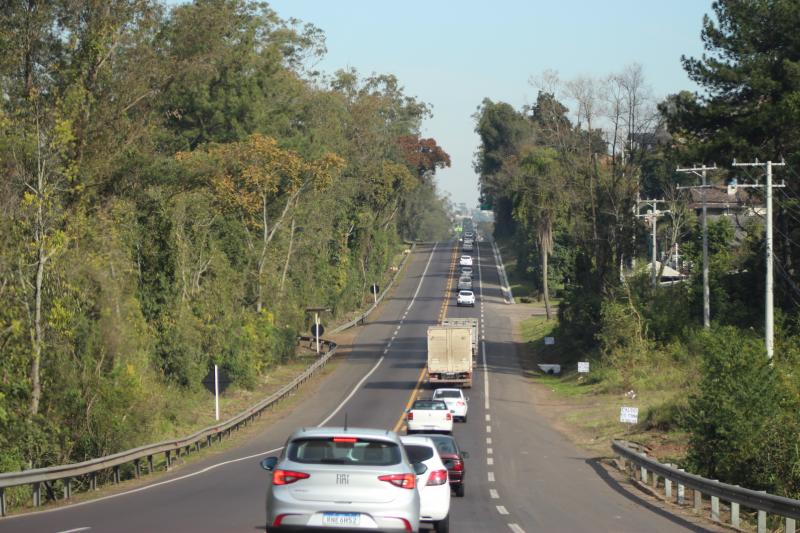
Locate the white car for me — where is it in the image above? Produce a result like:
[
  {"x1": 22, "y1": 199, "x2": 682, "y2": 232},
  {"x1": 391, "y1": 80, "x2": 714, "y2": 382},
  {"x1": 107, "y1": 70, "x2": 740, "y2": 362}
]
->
[
  {"x1": 460, "y1": 266, "x2": 473, "y2": 277},
  {"x1": 459, "y1": 255, "x2": 472, "y2": 266},
  {"x1": 407, "y1": 399, "x2": 453, "y2": 434},
  {"x1": 457, "y1": 290, "x2": 475, "y2": 307},
  {"x1": 432, "y1": 388, "x2": 469, "y2": 422},
  {"x1": 400, "y1": 436, "x2": 451, "y2": 532}
]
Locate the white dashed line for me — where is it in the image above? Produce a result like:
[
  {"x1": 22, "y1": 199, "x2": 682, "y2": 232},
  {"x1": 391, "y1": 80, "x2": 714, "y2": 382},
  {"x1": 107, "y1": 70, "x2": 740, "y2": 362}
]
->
[
  {"x1": 487, "y1": 457, "x2": 494, "y2": 465},
  {"x1": 488, "y1": 472, "x2": 495, "y2": 482},
  {"x1": 487, "y1": 447, "x2": 493, "y2": 455},
  {"x1": 56, "y1": 529, "x2": 91, "y2": 533},
  {"x1": 485, "y1": 414, "x2": 491, "y2": 421},
  {"x1": 486, "y1": 437, "x2": 492, "y2": 444},
  {"x1": 490, "y1": 488, "x2": 499, "y2": 499},
  {"x1": 486, "y1": 425, "x2": 492, "y2": 433},
  {"x1": 508, "y1": 524, "x2": 526, "y2": 533},
  {"x1": 497, "y1": 506, "x2": 509, "y2": 515}
]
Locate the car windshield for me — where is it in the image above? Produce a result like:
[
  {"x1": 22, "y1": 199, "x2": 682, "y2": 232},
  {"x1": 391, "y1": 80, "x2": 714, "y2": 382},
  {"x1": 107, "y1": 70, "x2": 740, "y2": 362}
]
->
[
  {"x1": 404, "y1": 444, "x2": 434, "y2": 464},
  {"x1": 435, "y1": 390, "x2": 461, "y2": 399},
  {"x1": 425, "y1": 435, "x2": 459, "y2": 455},
  {"x1": 287, "y1": 438, "x2": 402, "y2": 466},
  {"x1": 413, "y1": 400, "x2": 448, "y2": 410}
]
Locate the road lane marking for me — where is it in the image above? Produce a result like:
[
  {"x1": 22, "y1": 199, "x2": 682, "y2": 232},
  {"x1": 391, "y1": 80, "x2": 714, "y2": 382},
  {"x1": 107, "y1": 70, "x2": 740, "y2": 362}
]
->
[
  {"x1": 392, "y1": 365, "x2": 428, "y2": 433},
  {"x1": 486, "y1": 437, "x2": 492, "y2": 444},
  {"x1": 485, "y1": 414, "x2": 491, "y2": 421},
  {"x1": 487, "y1": 457, "x2": 494, "y2": 465},
  {"x1": 497, "y1": 506, "x2": 509, "y2": 515},
  {"x1": 487, "y1": 447, "x2": 493, "y2": 455},
  {"x1": 486, "y1": 425, "x2": 491, "y2": 433},
  {"x1": 508, "y1": 524, "x2": 526, "y2": 533},
  {"x1": 482, "y1": 340, "x2": 489, "y2": 410},
  {"x1": 56, "y1": 528, "x2": 91, "y2": 533},
  {"x1": 488, "y1": 471, "x2": 495, "y2": 482},
  {"x1": 490, "y1": 488, "x2": 499, "y2": 499}
]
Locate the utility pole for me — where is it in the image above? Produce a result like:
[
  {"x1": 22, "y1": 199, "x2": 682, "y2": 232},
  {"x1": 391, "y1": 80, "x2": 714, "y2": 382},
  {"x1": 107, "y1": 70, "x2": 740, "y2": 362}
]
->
[
  {"x1": 732, "y1": 159, "x2": 786, "y2": 360},
  {"x1": 637, "y1": 199, "x2": 670, "y2": 286},
  {"x1": 677, "y1": 165, "x2": 718, "y2": 329}
]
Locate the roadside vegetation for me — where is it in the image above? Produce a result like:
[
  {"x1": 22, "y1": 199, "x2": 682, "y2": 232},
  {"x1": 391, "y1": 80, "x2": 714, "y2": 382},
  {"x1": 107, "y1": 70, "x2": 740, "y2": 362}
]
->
[
  {"x1": 0, "y1": 0, "x2": 454, "y2": 485},
  {"x1": 477, "y1": 1, "x2": 800, "y2": 498}
]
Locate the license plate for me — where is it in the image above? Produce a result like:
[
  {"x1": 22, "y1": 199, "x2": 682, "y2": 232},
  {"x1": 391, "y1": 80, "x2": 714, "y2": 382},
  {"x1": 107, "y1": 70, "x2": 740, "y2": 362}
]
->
[{"x1": 322, "y1": 512, "x2": 361, "y2": 526}]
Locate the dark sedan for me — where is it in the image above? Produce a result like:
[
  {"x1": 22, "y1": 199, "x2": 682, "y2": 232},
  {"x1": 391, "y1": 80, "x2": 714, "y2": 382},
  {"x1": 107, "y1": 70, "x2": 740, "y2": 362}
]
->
[{"x1": 414, "y1": 433, "x2": 468, "y2": 497}]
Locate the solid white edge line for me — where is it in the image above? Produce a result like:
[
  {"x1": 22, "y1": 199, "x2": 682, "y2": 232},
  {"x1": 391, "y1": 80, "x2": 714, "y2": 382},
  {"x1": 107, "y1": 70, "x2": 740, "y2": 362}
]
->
[{"x1": 56, "y1": 528, "x2": 92, "y2": 533}]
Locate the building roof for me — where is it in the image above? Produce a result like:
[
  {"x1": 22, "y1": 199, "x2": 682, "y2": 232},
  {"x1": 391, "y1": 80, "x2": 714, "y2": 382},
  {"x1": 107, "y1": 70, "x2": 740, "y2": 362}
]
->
[{"x1": 688, "y1": 186, "x2": 762, "y2": 210}]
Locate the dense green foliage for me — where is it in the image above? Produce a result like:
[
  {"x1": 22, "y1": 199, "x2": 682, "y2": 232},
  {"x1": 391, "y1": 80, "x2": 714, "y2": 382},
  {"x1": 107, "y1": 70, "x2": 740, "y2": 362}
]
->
[
  {"x1": 0, "y1": 0, "x2": 451, "y2": 473},
  {"x1": 476, "y1": 0, "x2": 800, "y2": 496}
]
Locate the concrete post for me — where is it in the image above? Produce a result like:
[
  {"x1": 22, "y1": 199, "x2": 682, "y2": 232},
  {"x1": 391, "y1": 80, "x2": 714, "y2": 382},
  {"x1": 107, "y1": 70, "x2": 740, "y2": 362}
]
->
[
  {"x1": 640, "y1": 467, "x2": 648, "y2": 484},
  {"x1": 757, "y1": 510, "x2": 767, "y2": 533},
  {"x1": 90, "y1": 472, "x2": 97, "y2": 491},
  {"x1": 134, "y1": 459, "x2": 141, "y2": 479},
  {"x1": 113, "y1": 465, "x2": 121, "y2": 484},
  {"x1": 32, "y1": 482, "x2": 41, "y2": 507},
  {"x1": 694, "y1": 490, "x2": 702, "y2": 513},
  {"x1": 786, "y1": 517, "x2": 796, "y2": 533},
  {"x1": 64, "y1": 477, "x2": 72, "y2": 499},
  {"x1": 0, "y1": 487, "x2": 5, "y2": 517},
  {"x1": 165, "y1": 450, "x2": 172, "y2": 469},
  {"x1": 665, "y1": 477, "x2": 672, "y2": 499},
  {"x1": 148, "y1": 454, "x2": 154, "y2": 473},
  {"x1": 730, "y1": 502, "x2": 739, "y2": 528},
  {"x1": 711, "y1": 495, "x2": 720, "y2": 522}
]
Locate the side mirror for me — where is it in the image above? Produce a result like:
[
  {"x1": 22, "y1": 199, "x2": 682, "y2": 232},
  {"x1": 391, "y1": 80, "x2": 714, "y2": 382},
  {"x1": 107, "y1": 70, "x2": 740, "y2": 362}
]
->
[
  {"x1": 412, "y1": 462, "x2": 428, "y2": 476},
  {"x1": 461, "y1": 451, "x2": 469, "y2": 459},
  {"x1": 260, "y1": 456, "x2": 278, "y2": 471}
]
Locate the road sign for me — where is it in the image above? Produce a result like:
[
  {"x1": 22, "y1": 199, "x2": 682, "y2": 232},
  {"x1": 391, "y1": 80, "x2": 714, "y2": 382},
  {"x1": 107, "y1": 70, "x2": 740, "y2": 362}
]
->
[
  {"x1": 619, "y1": 406, "x2": 639, "y2": 424},
  {"x1": 578, "y1": 362, "x2": 590, "y2": 373},
  {"x1": 544, "y1": 336, "x2": 555, "y2": 345},
  {"x1": 311, "y1": 323, "x2": 325, "y2": 337},
  {"x1": 202, "y1": 367, "x2": 230, "y2": 394}
]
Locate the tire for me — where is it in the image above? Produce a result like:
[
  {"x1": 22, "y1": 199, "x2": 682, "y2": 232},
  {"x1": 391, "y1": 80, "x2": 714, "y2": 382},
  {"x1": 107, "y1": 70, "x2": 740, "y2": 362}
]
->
[
  {"x1": 461, "y1": 414, "x2": 468, "y2": 423},
  {"x1": 455, "y1": 483, "x2": 465, "y2": 497},
  {"x1": 434, "y1": 514, "x2": 450, "y2": 533}
]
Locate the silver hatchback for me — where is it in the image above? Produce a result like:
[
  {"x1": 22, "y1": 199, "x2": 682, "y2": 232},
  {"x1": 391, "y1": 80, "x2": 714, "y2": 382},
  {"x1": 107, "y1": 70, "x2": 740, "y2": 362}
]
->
[{"x1": 262, "y1": 427, "x2": 424, "y2": 532}]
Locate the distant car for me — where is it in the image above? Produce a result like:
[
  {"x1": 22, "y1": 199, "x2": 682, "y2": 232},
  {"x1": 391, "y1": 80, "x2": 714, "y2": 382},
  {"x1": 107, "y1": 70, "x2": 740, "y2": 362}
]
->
[
  {"x1": 457, "y1": 277, "x2": 472, "y2": 291},
  {"x1": 400, "y1": 436, "x2": 451, "y2": 532},
  {"x1": 261, "y1": 427, "x2": 423, "y2": 532},
  {"x1": 460, "y1": 266, "x2": 473, "y2": 278},
  {"x1": 415, "y1": 434, "x2": 468, "y2": 497},
  {"x1": 459, "y1": 255, "x2": 472, "y2": 266},
  {"x1": 463, "y1": 231, "x2": 474, "y2": 239},
  {"x1": 462, "y1": 244, "x2": 473, "y2": 252},
  {"x1": 457, "y1": 290, "x2": 475, "y2": 307},
  {"x1": 407, "y1": 399, "x2": 453, "y2": 434},
  {"x1": 432, "y1": 388, "x2": 468, "y2": 422}
]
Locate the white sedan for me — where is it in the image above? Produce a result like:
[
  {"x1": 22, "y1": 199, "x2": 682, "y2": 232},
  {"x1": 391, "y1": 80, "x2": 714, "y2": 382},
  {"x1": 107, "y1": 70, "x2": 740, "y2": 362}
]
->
[
  {"x1": 456, "y1": 290, "x2": 475, "y2": 307},
  {"x1": 432, "y1": 388, "x2": 469, "y2": 422},
  {"x1": 407, "y1": 399, "x2": 453, "y2": 434},
  {"x1": 400, "y1": 436, "x2": 451, "y2": 532},
  {"x1": 459, "y1": 255, "x2": 472, "y2": 266}
]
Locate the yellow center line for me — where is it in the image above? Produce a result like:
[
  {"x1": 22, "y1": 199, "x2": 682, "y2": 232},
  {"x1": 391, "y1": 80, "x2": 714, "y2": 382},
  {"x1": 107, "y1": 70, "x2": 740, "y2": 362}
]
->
[{"x1": 393, "y1": 241, "x2": 459, "y2": 434}]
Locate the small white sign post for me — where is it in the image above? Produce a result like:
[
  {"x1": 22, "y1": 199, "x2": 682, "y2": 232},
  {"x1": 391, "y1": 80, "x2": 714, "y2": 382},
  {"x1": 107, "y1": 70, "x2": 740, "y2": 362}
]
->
[
  {"x1": 578, "y1": 361, "x2": 590, "y2": 373},
  {"x1": 315, "y1": 312, "x2": 320, "y2": 356},
  {"x1": 214, "y1": 364, "x2": 220, "y2": 422},
  {"x1": 619, "y1": 406, "x2": 639, "y2": 424},
  {"x1": 544, "y1": 336, "x2": 555, "y2": 345}
]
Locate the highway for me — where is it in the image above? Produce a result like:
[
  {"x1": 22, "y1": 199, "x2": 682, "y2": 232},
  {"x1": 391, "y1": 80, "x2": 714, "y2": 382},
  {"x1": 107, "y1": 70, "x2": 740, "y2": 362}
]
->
[{"x1": 2, "y1": 241, "x2": 713, "y2": 533}]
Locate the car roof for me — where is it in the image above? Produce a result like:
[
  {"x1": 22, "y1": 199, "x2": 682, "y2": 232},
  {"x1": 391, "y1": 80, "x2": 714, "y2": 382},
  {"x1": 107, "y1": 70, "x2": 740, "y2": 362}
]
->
[
  {"x1": 399, "y1": 435, "x2": 436, "y2": 447},
  {"x1": 288, "y1": 426, "x2": 400, "y2": 442},
  {"x1": 433, "y1": 388, "x2": 462, "y2": 393}
]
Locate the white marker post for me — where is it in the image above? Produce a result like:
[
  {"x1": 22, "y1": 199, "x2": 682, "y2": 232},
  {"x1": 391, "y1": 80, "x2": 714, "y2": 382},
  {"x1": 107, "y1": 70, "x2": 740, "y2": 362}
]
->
[
  {"x1": 315, "y1": 312, "x2": 320, "y2": 355},
  {"x1": 214, "y1": 364, "x2": 220, "y2": 421},
  {"x1": 373, "y1": 284, "x2": 378, "y2": 306}
]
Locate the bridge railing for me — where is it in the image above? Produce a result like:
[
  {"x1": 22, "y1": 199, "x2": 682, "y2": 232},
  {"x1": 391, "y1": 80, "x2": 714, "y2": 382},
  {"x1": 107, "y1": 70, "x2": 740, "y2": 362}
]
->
[
  {"x1": 613, "y1": 439, "x2": 800, "y2": 533},
  {"x1": 0, "y1": 244, "x2": 416, "y2": 516}
]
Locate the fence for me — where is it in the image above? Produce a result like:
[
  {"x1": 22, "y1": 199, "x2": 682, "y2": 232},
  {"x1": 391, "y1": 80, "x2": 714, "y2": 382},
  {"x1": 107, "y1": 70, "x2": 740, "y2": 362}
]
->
[
  {"x1": 613, "y1": 439, "x2": 800, "y2": 532},
  {"x1": 0, "y1": 243, "x2": 416, "y2": 516}
]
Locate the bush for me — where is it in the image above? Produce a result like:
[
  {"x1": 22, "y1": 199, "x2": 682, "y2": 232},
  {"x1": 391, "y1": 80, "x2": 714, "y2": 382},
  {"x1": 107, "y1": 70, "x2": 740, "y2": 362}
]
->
[{"x1": 686, "y1": 327, "x2": 800, "y2": 497}]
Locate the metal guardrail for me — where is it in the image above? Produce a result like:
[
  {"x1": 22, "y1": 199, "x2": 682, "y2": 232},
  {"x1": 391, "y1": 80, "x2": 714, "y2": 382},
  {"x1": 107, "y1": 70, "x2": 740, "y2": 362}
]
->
[
  {"x1": 613, "y1": 440, "x2": 800, "y2": 532},
  {"x1": 0, "y1": 243, "x2": 416, "y2": 517}
]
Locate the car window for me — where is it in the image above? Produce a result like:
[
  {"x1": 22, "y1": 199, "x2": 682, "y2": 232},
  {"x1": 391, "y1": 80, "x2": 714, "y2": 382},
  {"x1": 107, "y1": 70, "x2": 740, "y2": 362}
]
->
[
  {"x1": 412, "y1": 400, "x2": 448, "y2": 410},
  {"x1": 427, "y1": 436, "x2": 458, "y2": 455},
  {"x1": 404, "y1": 444, "x2": 434, "y2": 463},
  {"x1": 288, "y1": 438, "x2": 402, "y2": 466},
  {"x1": 435, "y1": 390, "x2": 461, "y2": 399}
]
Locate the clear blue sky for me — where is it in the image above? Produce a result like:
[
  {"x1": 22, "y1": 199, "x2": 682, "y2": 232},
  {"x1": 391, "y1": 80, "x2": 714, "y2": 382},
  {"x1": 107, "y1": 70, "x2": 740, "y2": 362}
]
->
[{"x1": 180, "y1": 1, "x2": 715, "y2": 206}]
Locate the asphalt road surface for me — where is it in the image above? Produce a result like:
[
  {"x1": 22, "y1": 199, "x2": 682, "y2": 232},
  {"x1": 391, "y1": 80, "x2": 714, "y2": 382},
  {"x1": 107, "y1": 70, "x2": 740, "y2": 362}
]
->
[{"x1": 3, "y1": 241, "x2": 712, "y2": 533}]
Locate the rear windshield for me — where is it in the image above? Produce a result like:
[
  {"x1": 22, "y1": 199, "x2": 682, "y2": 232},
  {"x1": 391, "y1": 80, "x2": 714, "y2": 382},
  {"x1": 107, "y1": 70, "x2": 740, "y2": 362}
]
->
[
  {"x1": 434, "y1": 390, "x2": 461, "y2": 399},
  {"x1": 287, "y1": 438, "x2": 402, "y2": 466},
  {"x1": 404, "y1": 444, "x2": 434, "y2": 463},
  {"x1": 425, "y1": 435, "x2": 458, "y2": 455},
  {"x1": 412, "y1": 400, "x2": 448, "y2": 410},
  {"x1": 459, "y1": 291, "x2": 472, "y2": 296}
]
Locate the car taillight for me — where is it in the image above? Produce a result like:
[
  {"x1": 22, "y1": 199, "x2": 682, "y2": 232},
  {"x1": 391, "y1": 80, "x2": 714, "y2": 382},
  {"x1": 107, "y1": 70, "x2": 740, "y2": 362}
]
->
[
  {"x1": 272, "y1": 469, "x2": 310, "y2": 485},
  {"x1": 426, "y1": 469, "x2": 448, "y2": 486},
  {"x1": 446, "y1": 412, "x2": 452, "y2": 421},
  {"x1": 407, "y1": 411, "x2": 414, "y2": 420},
  {"x1": 379, "y1": 473, "x2": 416, "y2": 489},
  {"x1": 452, "y1": 460, "x2": 463, "y2": 472}
]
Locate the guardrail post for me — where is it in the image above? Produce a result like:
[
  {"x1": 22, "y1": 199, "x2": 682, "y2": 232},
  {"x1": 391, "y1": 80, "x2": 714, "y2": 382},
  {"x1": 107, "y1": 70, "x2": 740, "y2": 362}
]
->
[
  {"x1": 786, "y1": 517, "x2": 796, "y2": 533},
  {"x1": 207, "y1": 435, "x2": 212, "y2": 447},
  {"x1": 710, "y1": 494, "x2": 719, "y2": 522},
  {"x1": 134, "y1": 459, "x2": 141, "y2": 479},
  {"x1": 147, "y1": 454, "x2": 154, "y2": 473},
  {"x1": 90, "y1": 472, "x2": 97, "y2": 491},
  {"x1": 64, "y1": 477, "x2": 72, "y2": 499},
  {"x1": 757, "y1": 509, "x2": 766, "y2": 533},
  {"x1": 694, "y1": 489, "x2": 702, "y2": 513},
  {"x1": 165, "y1": 450, "x2": 172, "y2": 470},
  {"x1": 113, "y1": 465, "x2": 121, "y2": 484},
  {"x1": 32, "y1": 482, "x2": 41, "y2": 507},
  {"x1": 640, "y1": 466, "x2": 648, "y2": 484},
  {"x1": 651, "y1": 471, "x2": 658, "y2": 489},
  {"x1": 665, "y1": 477, "x2": 672, "y2": 499},
  {"x1": 730, "y1": 501, "x2": 739, "y2": 528},
  {"x1": 1, "y1": 487, "x2": 6, "y2": 517},
  {"x1": 677, "y1": 469, "x2": 685, "y2": 504},
  {"x1": 195, "y1": 442, "x2": 201, "y2": 453}
]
